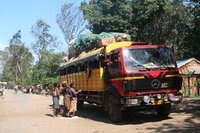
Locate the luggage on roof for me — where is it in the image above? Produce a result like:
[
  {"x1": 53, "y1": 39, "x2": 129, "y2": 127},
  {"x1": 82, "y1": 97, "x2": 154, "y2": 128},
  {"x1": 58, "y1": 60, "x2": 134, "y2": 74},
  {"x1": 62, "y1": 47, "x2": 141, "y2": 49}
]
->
[{"x1": 72, "y1": 32, "x2": 131, "y2": 57}]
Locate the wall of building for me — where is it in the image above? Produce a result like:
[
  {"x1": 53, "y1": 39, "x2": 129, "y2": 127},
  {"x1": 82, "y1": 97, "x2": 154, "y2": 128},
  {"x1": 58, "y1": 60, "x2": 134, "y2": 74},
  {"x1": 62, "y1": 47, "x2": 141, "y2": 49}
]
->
[
  {"x1": 181, "y1": 76, "x2": 200, "y2": 96},
  {"x1": 178, "y1": 59, "x2": 200, "y2": 96}
]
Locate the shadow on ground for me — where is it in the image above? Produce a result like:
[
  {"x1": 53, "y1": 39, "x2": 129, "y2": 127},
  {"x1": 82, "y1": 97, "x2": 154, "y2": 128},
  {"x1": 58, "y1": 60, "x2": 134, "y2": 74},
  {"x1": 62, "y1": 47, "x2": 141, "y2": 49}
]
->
[
  {"x1": 172, "y1": 100, "x2": 200, "y2": 116},
  {"x1": 45, "y1": 114, "x2": 54, "y2": 117},
  {"x1": 76, "y1": 103, "x2": 172, "y2": 125},
  {"x1": 150, "y1": 99, "x2": 200, "y2": 132},
  {"x1": 47, "y1": 99, "x2": 200, "y2": 130},
  {"x1": 77, "y1": 99, "x2": 200, "y2": 125}
]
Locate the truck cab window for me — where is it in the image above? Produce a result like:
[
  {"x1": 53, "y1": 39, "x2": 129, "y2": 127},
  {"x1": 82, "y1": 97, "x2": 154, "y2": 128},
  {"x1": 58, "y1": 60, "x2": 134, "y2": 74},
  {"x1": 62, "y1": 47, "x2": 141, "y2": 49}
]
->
[{"x1": 110, "y1": 51, "x2": 121, "y2": 69}]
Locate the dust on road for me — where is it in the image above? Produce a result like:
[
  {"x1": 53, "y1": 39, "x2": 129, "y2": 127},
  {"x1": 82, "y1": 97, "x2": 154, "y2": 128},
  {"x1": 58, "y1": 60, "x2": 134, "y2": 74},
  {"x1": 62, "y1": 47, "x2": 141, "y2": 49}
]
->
[{"x1": 0, "y1": 89, "x2": 200, "y2": 133}]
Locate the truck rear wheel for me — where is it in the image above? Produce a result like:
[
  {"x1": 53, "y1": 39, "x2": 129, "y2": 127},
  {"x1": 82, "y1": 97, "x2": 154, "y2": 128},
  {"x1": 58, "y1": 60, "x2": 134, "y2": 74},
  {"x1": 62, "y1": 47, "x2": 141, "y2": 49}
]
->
[
  {"x1": 107, "y1": 95, "x2": 122, "y2": 123},
  {"x1": 156, "y1": 103, "x2": 171, "y2": 117}
]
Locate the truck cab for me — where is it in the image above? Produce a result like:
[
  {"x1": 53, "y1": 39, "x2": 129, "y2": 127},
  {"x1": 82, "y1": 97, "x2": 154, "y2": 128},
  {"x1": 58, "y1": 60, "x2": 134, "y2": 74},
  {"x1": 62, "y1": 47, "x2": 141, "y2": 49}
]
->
[{"x1": 105, "y1": 43, "x2": 182, "y2": 122}]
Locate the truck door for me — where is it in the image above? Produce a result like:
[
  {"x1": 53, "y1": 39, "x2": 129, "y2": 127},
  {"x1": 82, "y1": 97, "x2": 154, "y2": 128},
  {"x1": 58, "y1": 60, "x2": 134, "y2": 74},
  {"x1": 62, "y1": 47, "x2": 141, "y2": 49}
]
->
[{"x1": 109, "y1": 50, "x2": 122, "y2": 79}]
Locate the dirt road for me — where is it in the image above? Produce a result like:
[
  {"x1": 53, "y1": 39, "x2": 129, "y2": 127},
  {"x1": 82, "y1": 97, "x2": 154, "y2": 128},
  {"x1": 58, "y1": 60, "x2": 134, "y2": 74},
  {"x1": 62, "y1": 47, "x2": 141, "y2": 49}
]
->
[{"x1": 0, "y1": 89, "x2": 200, "y2": 133}]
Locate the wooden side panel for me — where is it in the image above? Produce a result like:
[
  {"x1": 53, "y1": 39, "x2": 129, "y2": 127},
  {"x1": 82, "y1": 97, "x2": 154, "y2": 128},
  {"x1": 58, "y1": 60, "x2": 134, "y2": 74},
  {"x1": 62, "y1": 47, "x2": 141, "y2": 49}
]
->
[{"x1": 61, "y1": 68, "x2": 105, "y2": 92}]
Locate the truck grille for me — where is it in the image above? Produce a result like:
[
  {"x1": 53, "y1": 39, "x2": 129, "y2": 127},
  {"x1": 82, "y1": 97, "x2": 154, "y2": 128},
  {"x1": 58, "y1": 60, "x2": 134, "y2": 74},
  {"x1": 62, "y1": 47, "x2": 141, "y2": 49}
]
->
[{"x1": 126, "y1": 77, "x2": 182, "y2": 92}]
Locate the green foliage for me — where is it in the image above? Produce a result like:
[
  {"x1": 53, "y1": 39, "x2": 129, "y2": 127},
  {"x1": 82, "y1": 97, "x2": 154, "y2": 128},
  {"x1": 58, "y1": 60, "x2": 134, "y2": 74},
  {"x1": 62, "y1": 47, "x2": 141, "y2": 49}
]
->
[
  {"x1": 1, "y1": 30, "x2": 34, "y2": 84},
  {"x1": 132, "y1": 0, "x2": 190, "y2": 44},
  {"x1": 31, "y1": 51, "x2": 65, "y2": 86},
  {"x1": 81, "y1": 0, "x2": 133, "y2": 34},
  {"x1": 181, "y1": 0, "x2": 200, "y2": 60},
  {"x1": 81, "y1": 0, "x2": 196, "y2": 60},
  {"x1": 30, "y1": 20, "x2": 64, "y2": 86}
]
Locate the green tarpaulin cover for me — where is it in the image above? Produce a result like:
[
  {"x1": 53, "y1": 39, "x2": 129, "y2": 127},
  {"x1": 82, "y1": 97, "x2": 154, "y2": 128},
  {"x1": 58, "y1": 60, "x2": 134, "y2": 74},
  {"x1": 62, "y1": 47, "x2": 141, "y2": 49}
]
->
[{"x1": 74, "y1": 32, "x2": 131, "y2": 51}]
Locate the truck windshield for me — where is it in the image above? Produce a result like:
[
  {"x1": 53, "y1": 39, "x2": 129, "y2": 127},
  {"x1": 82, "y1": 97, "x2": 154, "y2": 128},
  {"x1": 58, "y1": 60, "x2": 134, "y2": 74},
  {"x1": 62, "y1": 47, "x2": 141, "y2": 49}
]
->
[{"x1": 123, "y1": 47, "x2": 176, "y2": 72}]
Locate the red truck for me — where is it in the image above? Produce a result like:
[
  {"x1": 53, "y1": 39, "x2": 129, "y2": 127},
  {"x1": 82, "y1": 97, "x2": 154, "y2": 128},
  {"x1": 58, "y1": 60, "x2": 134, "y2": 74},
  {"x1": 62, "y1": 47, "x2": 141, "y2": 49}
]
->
[{"x1": 60, "y1": 41, "x2": 182, "y2": 122}]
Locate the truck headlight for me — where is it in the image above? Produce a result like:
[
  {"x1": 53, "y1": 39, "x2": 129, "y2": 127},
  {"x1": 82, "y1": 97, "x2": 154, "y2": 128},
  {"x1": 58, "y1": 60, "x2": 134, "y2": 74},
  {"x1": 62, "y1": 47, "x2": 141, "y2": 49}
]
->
[
  {"x1": 168, "y1": 93, "x2": 175, "y2": 101},
  {"x1": 157, "y1": 94, "x2": 162, "y2": 99},
  {"x1": 174, "y1": 95, "x2": 182, "y2": 102},
  {"x1": 163, "y1": 95, "x2": 169, "y2": 102},
  {"x1": 143, "y1": 95, "x2": 150, "y2": 103},
  {"x1": 126, "y1": 99, "x2": 139, "y2": 106}
]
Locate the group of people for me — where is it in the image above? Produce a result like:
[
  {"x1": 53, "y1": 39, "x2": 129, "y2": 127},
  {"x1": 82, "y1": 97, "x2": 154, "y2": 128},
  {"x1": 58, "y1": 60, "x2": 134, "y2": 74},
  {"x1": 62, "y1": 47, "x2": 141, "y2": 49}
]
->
[
  {"x1": 14, "y1": 85, "x2": 42, "y2": 94},
  {"x1": 52, "y1": 82, "x2": 81, "y2": 118}
]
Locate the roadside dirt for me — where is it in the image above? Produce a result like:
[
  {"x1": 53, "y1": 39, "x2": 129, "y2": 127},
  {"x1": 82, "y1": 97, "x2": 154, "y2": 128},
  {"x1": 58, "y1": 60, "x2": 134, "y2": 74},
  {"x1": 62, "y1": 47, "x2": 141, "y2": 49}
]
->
[{"x1": 0, "y1": 89, "x2": 200, "y2": 133}]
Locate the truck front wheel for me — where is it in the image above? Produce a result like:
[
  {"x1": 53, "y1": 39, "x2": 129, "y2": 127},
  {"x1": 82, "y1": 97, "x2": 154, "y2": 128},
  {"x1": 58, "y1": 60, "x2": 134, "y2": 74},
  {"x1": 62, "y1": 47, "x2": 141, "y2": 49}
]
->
[
  {"x1": 156, "y1": 103, "x2": 171, "y2": 117},
  {"x1": 107, "y1": 95, "x2": 122, "y2": 123}
]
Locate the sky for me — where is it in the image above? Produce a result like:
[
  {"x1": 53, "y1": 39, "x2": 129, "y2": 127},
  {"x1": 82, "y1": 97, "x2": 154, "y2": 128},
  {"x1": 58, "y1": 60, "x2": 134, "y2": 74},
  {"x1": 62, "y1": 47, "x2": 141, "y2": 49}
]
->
[{"x1": 0, "y1": 0, "x2": 83, "y2": 52}]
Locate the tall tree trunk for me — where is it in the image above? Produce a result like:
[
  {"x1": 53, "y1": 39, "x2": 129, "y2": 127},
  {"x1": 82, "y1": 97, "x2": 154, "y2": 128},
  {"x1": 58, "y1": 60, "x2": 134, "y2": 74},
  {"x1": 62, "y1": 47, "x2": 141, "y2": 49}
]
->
[
  {"x1": 15, "y1": 64, "x2": 17, "y2": 84},
  {"x1": 17, "y1": 61, "x2": 22, "y2": 85}
]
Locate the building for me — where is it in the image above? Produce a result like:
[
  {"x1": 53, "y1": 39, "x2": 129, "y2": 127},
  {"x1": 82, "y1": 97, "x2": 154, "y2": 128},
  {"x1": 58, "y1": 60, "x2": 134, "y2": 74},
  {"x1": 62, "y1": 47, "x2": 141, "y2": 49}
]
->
[{"x1": 177, "y1": 58, "x2": 200, "y2": 96}]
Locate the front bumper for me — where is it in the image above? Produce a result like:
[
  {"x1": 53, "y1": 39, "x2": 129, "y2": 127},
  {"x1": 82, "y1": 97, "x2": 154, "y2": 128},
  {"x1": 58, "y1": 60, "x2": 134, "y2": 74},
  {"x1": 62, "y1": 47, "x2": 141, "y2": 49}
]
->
[{"x1": 121, "y1": 93, "x2": 182, "y2": 107}]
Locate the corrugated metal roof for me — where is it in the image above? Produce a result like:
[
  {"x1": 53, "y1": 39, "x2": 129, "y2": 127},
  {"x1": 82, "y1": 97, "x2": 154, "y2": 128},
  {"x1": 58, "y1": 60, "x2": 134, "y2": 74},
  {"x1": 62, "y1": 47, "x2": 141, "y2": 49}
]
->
[
  {"x1": 177, "y1": 58, "x2": 200, "y2": 68},
  {"x1": 177, "y1": 58, "x2": 200, "y2": 74}
]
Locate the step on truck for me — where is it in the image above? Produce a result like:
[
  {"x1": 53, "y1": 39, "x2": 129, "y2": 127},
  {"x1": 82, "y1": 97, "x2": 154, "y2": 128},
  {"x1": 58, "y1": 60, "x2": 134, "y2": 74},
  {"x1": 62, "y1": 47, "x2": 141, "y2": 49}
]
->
[{"x1": 60, "y1": 41, "x2": 182, "y2": 122}]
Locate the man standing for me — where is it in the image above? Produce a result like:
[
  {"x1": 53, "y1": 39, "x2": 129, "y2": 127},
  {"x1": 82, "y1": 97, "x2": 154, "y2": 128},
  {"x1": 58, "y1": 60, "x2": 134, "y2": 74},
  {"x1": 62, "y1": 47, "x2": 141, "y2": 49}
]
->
[
  {"x1": 52, "y1": 83, "x2": 60, "y2": 117},
  {"x1": 14, "y1": 85, "x2": 18, "y2": 94},
  {"x1": 62, "y1": 82, "x2": 70, "y2": 116}
]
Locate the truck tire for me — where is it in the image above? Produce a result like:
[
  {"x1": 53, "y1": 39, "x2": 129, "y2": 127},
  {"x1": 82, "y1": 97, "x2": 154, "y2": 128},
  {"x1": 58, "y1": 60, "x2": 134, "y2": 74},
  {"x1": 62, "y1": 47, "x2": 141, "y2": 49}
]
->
[
  {"x1": 107, "y1": 95, "x2": 122, "y2": 123},
  {"x1": 156, "y1": 103, "x2": 171, "y2": 117}
]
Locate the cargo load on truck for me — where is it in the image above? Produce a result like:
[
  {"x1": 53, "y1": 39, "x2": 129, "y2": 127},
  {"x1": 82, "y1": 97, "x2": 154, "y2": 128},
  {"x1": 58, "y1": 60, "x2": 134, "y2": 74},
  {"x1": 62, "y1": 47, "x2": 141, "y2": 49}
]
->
[{"x1": 68, "y1": 32, "x2": 131, "y2": 58}]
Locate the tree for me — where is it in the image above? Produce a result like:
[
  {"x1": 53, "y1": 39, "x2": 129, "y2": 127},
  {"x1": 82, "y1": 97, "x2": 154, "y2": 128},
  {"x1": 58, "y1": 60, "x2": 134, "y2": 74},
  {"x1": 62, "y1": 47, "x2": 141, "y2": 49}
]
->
[
  {"x1": 31, "y1": 19, "x2": 60, "y2": 62},
  {"x1": 31, "y1": 51, "x2": 65, "y2": 85},
  {"x1": 181, "y1": 0, "x2": 200, "y2": 60},
  {"x1": 131, "y1": 0, "x2": 191, "y2": 59},
  {"x1": 1, "y1": 30, "x2": 33, "y2": 84},
  {"x1": 81, "y1": 0, "x2": 133, "y2": 34},
  {"x1": 0, "y1": 48, "x2": 9, "y2": 80},
  {"x1": 57, "y1": 3, "x2": 87, "y2": 45},
  {"x1": 81, "y1": 0, "x2": 191, "y2": 59}
]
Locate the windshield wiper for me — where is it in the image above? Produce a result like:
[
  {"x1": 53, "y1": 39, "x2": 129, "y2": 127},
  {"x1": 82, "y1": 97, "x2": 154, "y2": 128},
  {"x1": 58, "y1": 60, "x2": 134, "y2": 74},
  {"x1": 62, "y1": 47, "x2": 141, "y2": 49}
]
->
[
  {"x1": 139, "y1": 66, "x2": 150, "y2": 71},
  {"x1": 160, "y1": 66, "x2": 175, "y2": 70},
  {"x1": 133, "y1": 64, "x2": 151, "y2": 71},
  {"x1": 126, "y1": 64, "x2": 151, "y2": 71}
]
